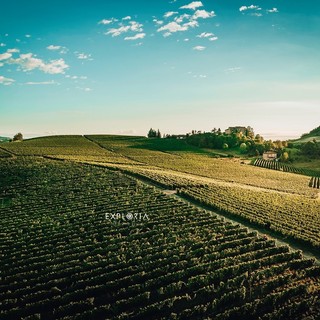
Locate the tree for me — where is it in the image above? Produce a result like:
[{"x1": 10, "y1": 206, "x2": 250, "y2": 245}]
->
[
  {"x1": 280, "y1": 152, "x2": 289, "y2": 162},
  {"x1": 147, "y1": 128, "x2": 157, "y2": 138},
  {"x1": 13, "y1": 132, "x2": 23, "y2": 141},
  {"x1": 240, "y1": 143, "x2": 247, "y2": 154},
  {"x1": 157, "y1": 129, "x2": 162, "y2": 139}
]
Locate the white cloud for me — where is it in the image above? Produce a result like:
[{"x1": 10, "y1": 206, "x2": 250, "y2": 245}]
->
[
  {"x1": 99, "y1": 18, "x2": 117, "y2": 25},
  {"x1": 184, "y1": 20, "x2": 199, "y2": 28},
  {"x1": 193, "y1": 45, "x2": 206, "y2": 51},
  {"x1": 180, "y1": 1, "x2": 203, "y2": 10},
  {"x1": 10, "y1": 53, "x2": 69, "y2": 74},
  {"x1": 164, "y1": 11, "x2": 178, "y2": 18},
  {"x1": 84, "y1": 87, "x2": 92, "y2": 92},
  {"x1": 25, "y1": 34, "x2": 31, "y2": 38},
  {"x1": 153, "y1": 19, "x2": 164, "y2": 25},
  {"x1": 0, "y1": 43, "x2": 6, "y2": 47},
  {"x1": 267, "y1": 8, "x2": 279, "y2": 13},
  {"x1": 209, "y1": 36, "x2": 218, "y2": 41},
  {"x1": 25, "y1": 80, "x2": 57, "y2": 85},
  {"x1": 47, "y1": 45, "x2": 61, "y2": 50},
  {"x1": 197, "y1": 32, "x2": 214, "y2": 38},
  {"x1": 7, "y1": 48, "x2": 20, "y2": 53},
  {"x1": 0, "y1": 63, "x2": 3, "y2": 67},
  {"x1": 239, "y1": 5, "x2": 261, "y2": 12},
  {"x1": 184, "y1": 38, "x2": 190, "y2": 41},
  {"x1": 0, "y1": 52, "x2": 12, "y2": 61},
  {"x1": 158, "y1": 21, "x2": 188, "y2": 33},
  {"x1": 122, "y1": 16, "x2": 131, "y2": 20},
  {"x1": 192, "y1": 10, "x2": 216, "y2": 19},
  {"x1": 163, "y1": 32, "x2": 172, "y2": 38},
  {"x1": 174, "y1": 14, "x2": 191, "y2": 23},
  {"x1": 124, "y1": 33, "x2": 146, "y2": 40},
  {"x1": 0, "y1": 75, "x2": 14, "y2": 85}
]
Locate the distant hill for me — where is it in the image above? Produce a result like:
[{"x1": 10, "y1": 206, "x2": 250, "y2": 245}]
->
[
  {"x1": 302, "y1": 126, "x2": 320, "y2": 137},
  {"x1": 291, "y1": 126, "x2": 320, "y2": 144},
  {"x1": 0, "y1": 136, "x2": 10, "y2": 143}
]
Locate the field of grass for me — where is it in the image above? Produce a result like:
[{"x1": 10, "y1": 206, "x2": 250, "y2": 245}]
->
[{"x1": 1, "y1": 157, "x2": 320, "y2": 319}]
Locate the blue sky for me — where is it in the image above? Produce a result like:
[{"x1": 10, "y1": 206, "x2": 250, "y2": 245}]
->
[{"x1": 1, "y1": 0, "x2": 320, "y2": 139}]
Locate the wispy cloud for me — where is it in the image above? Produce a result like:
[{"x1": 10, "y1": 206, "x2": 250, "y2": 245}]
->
[
  {"x1": 122, "y1": 16, "x2": 131, "y2": 20},
  {"x1": 0, "y1": 43, "x2": 6, "y2": 47},
  {"x1": 47, "y1": 45, "x2": 61, "y2": 50},
  {"x1": 47, "y1": 45, "x2": 68, "y2": 54},
  {"x1": 193, "y1": 45, "x2": 206, "y2": 51},
  {"x1": 225, "y1": 67, "x2": 242, "y2": 73},
  {"x1": 25, "y1": 80, "x2": 58, "y2": 85},
  {"x1": 99, "y1": 18, "x2": 118, "y2": 25},
  {"x1": 76, "y1": 53, "x2": 93, "y2": 60},
  {"x1": 7, "y1": 48, "x2": 20, "y2": 53},
  {"x1": 164, "y1": 11, "x2": 178, "y2": 18},
  {"x1": 124, "y1": 33, "x2": 146, "y2": 41},
  {"x1": 267, "y1": 8, "x2": 279, "y2": 13},
  {"x1": 0, "y1": 75, "x2": 15, "y2": 85},
  {"x1": 180, "y1": 1, "x2": 204, "y2": 10},
  {"x1": 197, "y1": 32, "x2": 218, "y2": 41},
  {"x1": 197, "y1": 32, "x2": 214, "y2": 38},
  {"x1": 106, "y1": 21, "x2": 144, "y2": 37},
  {"x1": 0, "y1": 52, "x2": 12, "y2": 61}
]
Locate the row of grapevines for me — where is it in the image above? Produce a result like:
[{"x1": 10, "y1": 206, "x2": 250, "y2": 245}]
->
[
  {"x1": 253, "y1": 158, "x2": 320, "y2": 178},
  {"x1": 0, "y1": 157, "x2": 319, "y2": 319}
]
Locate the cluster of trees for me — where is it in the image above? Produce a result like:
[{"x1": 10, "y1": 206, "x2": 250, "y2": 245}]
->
[
  {"x1": 300, "y1": 140, "x2": 320, "y2": 157},
  {"x1": 186, "y1": 129, "x2": 288, "y2": 157},
  {"x1": 147, "y1": 128, "x2": 161, "y2": 138},
  {"x1": 13, "y1": 133, "x2": 23, "y2": 141}
]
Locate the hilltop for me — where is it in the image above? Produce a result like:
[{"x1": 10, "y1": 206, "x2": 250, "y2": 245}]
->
[{"x1": 291, "y1": 125, "x2": 320, "y2": 144}]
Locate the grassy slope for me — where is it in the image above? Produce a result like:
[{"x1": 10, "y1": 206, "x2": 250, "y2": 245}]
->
[{"x1": 287, "y1": 148, "x2": 320, "y2": 175}]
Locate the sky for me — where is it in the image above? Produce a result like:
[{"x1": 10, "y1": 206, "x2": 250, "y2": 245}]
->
[{"x1": 1, "y1": 0, "x2": 320, "y2": 139}]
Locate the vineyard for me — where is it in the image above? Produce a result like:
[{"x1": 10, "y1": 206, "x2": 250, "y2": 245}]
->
[
  {"x1": 310, "y1": 176, "x2": 320, "y2": 189},
  {"x1": 0, "y1": 147, "x2": 12, "y2": 158},
  {"x1": 0, "y1": 135, "x2": 134, "y2": 165},
  {"x1": 86, "y1": 162, "x2": 320, "y2": 249},
  {"x1": 87, "y1": 136, "x2": 317, "y2": 197},
  {"x1": 253, "y1": 159, "x2": 320, "y2": 178},
  {"x1": 1, "y1": 157, "x2": 320, "y2": 319}
]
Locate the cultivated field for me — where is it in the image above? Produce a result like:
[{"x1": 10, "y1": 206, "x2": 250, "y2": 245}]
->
[{"x1": 1, "y1": 135, "x2": 320, "y2": 319}]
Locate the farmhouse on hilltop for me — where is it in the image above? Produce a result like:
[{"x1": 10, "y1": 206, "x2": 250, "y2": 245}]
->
[
  {"x1": 263, "y1": 151, "x2": 277, "y2": 160},
  {"x1": 225, "y1": 126, "x2": 254, "y2": 137}
]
